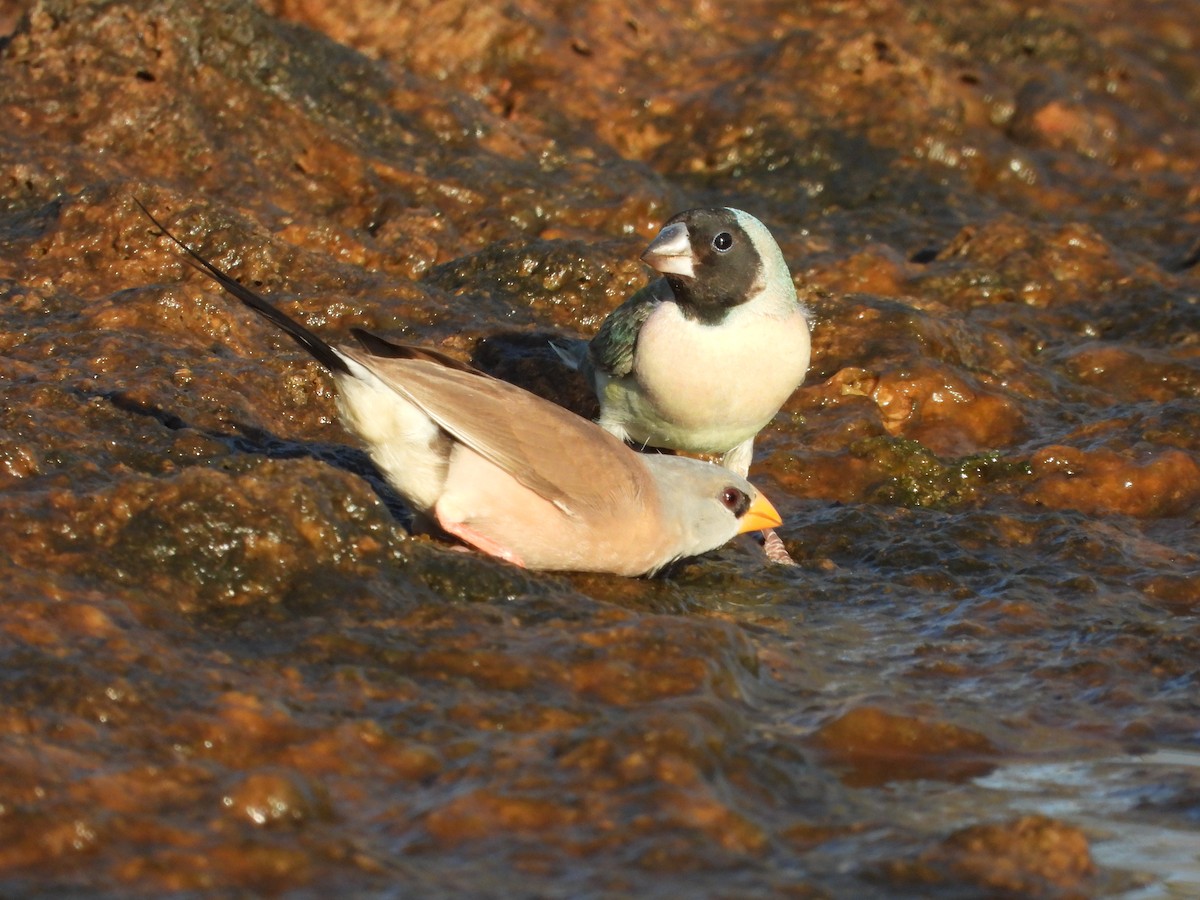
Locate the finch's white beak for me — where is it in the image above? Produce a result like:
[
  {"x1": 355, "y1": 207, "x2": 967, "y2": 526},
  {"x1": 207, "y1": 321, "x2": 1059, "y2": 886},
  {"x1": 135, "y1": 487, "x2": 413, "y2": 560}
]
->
[{"x1": 641, "y1": 222, "x2": 694, "y2": 278}]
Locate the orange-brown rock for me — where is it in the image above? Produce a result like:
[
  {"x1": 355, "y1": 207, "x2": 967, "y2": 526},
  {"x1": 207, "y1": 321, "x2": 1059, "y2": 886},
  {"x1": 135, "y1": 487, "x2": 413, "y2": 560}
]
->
[
  {"x1": 1025, "y1": 444, "x2": 1200, "y2": 518},
  {"x1": 812, "y1": 706, "x2": 995, "y2": 786},
  {"x1": 886, "y1": 815, "x2": 1095, "y2": 897}
]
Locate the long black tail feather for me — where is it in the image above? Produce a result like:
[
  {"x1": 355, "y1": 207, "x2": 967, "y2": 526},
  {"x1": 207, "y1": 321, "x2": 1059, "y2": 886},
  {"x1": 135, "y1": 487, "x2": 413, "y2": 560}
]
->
[{"x1": 133, "y1": 198, "x2": 351, "y2": 376}]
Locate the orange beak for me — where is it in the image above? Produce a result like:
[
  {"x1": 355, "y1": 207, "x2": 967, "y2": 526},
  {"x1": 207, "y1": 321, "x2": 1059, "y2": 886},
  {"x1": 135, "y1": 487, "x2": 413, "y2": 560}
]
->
[{"x1": 737, "y1": 491, "x2": 783, "y2": 534}]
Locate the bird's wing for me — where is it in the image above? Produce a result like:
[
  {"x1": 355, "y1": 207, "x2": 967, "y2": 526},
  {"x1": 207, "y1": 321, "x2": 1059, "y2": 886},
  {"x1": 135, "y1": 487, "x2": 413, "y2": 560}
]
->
[
  {"x1": 587, "y1": 278, "x2": 672, "y2": 377},
  {"x1": 339, "y1": 342, "x2": 649, "y2": 517},
  {"x1": 349, "y1": 327, "x2": 487, "y2": 375},
  {"x1": 549, "y1": 337, "x2": 588, "y2": 371}
]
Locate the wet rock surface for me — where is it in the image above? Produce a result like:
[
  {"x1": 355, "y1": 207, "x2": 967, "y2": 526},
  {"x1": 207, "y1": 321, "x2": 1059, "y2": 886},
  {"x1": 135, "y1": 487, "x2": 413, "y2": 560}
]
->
[{"x1": 1, "y1": 0, "x2": 1198, "y2": 896}]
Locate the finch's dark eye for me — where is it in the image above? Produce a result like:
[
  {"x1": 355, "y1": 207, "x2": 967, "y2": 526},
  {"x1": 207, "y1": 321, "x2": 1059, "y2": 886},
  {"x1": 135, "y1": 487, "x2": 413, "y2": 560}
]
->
[
  {"x1": 720, "y1": 487, "x2": 750, "y2": 517},
  {"x1": 713, "y1": 232, "x2": 734, "y2": 252}
]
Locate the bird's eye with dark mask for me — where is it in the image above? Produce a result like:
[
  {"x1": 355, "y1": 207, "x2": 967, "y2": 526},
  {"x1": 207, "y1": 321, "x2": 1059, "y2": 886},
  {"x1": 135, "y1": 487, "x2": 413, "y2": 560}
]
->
[
  {"x1": 712, "y1": 232, "x2": 734, "y2": 252},
  {"x1": 720, "y1": 487, "x2": 750, "y2": 517}
]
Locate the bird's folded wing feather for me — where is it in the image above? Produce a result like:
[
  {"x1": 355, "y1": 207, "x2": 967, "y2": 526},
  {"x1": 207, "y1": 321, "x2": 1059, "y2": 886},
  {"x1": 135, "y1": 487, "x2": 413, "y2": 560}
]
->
[
  {"x1": 587, "y1": 279, "x2": 672, "y2": 377},
  {"x1": 349, "y1": 327, "x2": 487, "y2": 374},
  {"x1": 339, "y1": 345, "x2": 649, "y2": 516},
  {"x1": 548, "y1": 337, "x2": 588, "y2": 371}
]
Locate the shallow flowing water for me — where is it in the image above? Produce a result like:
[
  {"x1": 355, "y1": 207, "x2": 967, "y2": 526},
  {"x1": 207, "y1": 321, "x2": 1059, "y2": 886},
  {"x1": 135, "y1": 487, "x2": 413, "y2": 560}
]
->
[{"x1": 0, "y1": 0, "x2": 1197, "y2": 896}]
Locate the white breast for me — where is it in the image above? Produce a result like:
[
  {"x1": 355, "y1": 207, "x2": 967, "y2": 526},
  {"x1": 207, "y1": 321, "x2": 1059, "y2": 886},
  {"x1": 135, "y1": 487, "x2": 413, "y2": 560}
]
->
[{"x1": 616, "y1": 297, "x2": 811, "y2": 453}]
